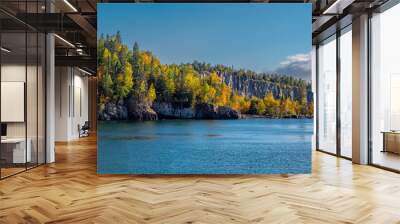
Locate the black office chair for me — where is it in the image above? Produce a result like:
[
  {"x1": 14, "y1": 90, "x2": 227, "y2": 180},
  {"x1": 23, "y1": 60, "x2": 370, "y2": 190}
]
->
[{"x1": 78, "y1": 121, "x2": 90, "y2": 138}]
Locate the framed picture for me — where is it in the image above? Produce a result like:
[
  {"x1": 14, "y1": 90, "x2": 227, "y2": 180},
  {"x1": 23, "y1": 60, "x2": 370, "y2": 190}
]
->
[{"x1": 97, "y1": 3, "x2": 313, "y2": 174}]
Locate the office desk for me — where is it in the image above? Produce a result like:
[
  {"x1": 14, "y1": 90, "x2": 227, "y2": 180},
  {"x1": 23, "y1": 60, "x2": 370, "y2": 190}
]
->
[
  {"x1": 1, "y1": 138, "x2": 31, "y2": 163},
  {"x1": 382, "y1": 131, "x2": 400, "y2": 154}
]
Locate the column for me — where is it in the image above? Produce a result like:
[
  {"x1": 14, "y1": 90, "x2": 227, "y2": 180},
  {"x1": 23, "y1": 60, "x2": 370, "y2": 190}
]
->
[{"x1": 352, "y1": 14, "x2": 369, "y2": 164}]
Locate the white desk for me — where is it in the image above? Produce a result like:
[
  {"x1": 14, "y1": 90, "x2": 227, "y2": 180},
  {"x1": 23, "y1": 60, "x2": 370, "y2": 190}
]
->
[{"x1": 1, "y1": 138, "x2": 31, "y2": 163}]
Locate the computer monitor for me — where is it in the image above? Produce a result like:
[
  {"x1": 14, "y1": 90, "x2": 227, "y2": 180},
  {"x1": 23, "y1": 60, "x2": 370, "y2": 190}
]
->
[{"x1": 1, "y1": 123, "x2": 7, "y2": 137}]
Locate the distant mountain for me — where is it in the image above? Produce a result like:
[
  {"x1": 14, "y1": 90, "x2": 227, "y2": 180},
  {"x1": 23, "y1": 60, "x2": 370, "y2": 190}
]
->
[{"x1": 274, "y1": 53, "x2": 311, "y2": 82}]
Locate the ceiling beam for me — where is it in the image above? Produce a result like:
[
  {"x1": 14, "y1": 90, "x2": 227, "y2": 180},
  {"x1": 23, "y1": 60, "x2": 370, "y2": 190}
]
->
[
  {"x1": 55, "y1": 55, "x2": 96, "y2": 71},
  {"x1": 322, "y1": 0, "x2": 356, "y2": 14},
  {"x1": 67, "y1": 13, "x2": 97, "y2": 47}
]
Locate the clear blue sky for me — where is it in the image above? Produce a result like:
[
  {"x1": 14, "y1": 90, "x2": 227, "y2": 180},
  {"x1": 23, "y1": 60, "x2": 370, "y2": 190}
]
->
[{"x1": 98, "y1": 3, "x2": 311, "y2": 72}]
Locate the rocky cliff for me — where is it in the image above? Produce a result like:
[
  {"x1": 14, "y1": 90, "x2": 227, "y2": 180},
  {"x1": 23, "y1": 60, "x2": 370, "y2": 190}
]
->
[
  {"x1": 204, "y1": 72, "x2": 313, "y2": 103},
  {"x1": 98, "y1": 99, "x2": 158, "y2": 121},
  {"x1": 152, "y1": 102, "x2": 195, "y2": 119},
  {"x1": 153, "y1": 102, "x2": 240, "y2": 120},
  {"x1": 99, "y1": 101, "x2": 240, "y2": 121}
]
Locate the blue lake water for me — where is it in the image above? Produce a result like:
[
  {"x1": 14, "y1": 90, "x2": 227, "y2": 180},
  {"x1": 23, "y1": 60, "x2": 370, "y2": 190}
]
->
[{"x1": 98, "y1": 119, "x2": 313, "y2": 174}]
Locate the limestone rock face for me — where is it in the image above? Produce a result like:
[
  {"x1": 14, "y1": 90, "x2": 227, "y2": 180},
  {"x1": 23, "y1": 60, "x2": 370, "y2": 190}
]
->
[
  {"x1": 219, "y1": 72, "x2": 313, "y2": 103},
  {"x1": 152, "y1": 102, "x2": 195, "y2": 119},
  {"x1": 194, "y1": 103, "x2": 240, "y2": 120},
  {"x1": 98, "y1": 101, "x2": 128, "y2": 120},
  {"x1": 216, "y1": 106, "x2": 240, "y2": 119},
  {"x1": 152, "y1": 102, "x2": 240, "y2": 120},
  {"x1": 126, "y1": 98, "x2": 158, "y2": 121}
]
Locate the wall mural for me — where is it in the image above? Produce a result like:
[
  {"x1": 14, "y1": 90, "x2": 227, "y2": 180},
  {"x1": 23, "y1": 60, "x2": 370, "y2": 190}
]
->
[{"x1": 97, "y1": 3, "x2": 313, "y2": 174}]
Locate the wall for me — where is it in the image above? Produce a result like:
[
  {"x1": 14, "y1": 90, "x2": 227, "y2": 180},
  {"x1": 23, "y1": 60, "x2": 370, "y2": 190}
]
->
[
  {"x1": 1, "y1": 64, "x2": 26, "y2": 138},
  {"x1": 55, "y1": 67, "x2": 70, "y2": 141},
  {"x1": 1, "y1": 64, "x2": 43, "y2": 140},
  {"x1": 55, "y1": 67, "x2": 89, "y2": 141}
]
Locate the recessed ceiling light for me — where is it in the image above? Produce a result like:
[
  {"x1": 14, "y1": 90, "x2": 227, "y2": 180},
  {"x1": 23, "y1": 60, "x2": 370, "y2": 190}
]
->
[
  {"x1": 63, "y1": 0, "x2": 78, "y2": 12},
  {"x1": 54, "y1": 34, "x2": 75, "y2": 48},
  {"x1": 1, "y1": 47, "x2": 11, "y2": 53},
  {"x1": 322, "y1": 0, "x2": 354, "y2": 15},
  {"x1": 323, "y1": 0, "x2": 341, "y2": 14},
  {"x1": 78, "y1": 67, "x2": 93, "y2": 76}
]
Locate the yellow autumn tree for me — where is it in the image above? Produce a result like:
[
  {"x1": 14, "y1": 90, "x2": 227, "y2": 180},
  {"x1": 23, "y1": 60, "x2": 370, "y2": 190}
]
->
[
  {"x1": 199, "y1": 82, "x2": 217, "y2": 104},
  {"x1": 280, "y1": 97, "x2": 297, "y2": 117},
  {"x1": 199, "y1": 82, "x2": 210, "y2": 103},
  {"x1": 263, "y1": 92, "x2": 280, "y2": 117},
  {"x1": 256, "y1": 100, "x2": 266, "y2": 115},
  {"x1": 216, "y1": 84, "x2": 231, "y2": 106},
  {"x1": 102, "y1": 48, "x2": 111, "y2": 65},
  {"x1": 241, "y1": 99, "x2": 251, "y2": 113},
  {"x1": 115, "y1": 61, "x2": 133, "y2": 98},
  {"x1": 230, "y1": 93, "x2": 242, "y2": 111},
  {"x1": 139, "y1": 80, "x2": 146, "y2": 100},
  {"x1": 230, "y1": 93, "x2": 251, "y2": 113},
  {"x1": 140, "y1": 52, "x2": 152, "y2": 65},
  {"x1": 184, "y1": 72, "x2": 201, "y2": 94},
  {"x1": 124, "y1": 62, "x2": 134, "y2": 93},
  {"x1": 148, "y1": 83, "x2": 156, "y2": 103},
  {"x1": 209, "y1": 72, "x2": 222, "y2": 87},
  {"x1": 307, "y1": 102, "x2": 314, "y2": 117},
  {"x1": 248, "y1": 96, "x2": 265, "y2": 115},
  {"x1": 184, "y1": 72, "x2": 201, "y2": 106},
  {"x1": 208, "y1": 87, "x2": 217, "y2": 104}
]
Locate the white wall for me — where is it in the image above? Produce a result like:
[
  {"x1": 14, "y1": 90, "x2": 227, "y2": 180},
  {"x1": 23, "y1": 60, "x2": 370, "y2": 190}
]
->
[
  {"x1": 1, "y1": 82, "x2": 25, "y2": 122},
  {"x1": 1, "y1": 65, "x2": 26, "y2": 138},
  {"x1": 1, "y1": 64, "x2": 26, "y2": 81},
  {"x1": 55, "y1": 67, "x2": 89, "y2": 141},
  {"x1": 72, "y1": 73, "x2": 89, "y2": 138},
  {"x1": 55, "y1": 67, "x2": 70, "y2": 141}
]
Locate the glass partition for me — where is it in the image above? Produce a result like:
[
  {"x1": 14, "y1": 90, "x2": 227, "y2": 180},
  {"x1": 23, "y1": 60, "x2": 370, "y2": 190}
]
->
[
  {"x1": 339, "y1": 26, "x2": 352, "y2": 158},
  {"x1": 27, "y1": 31, "x2": 38, "y2": 169},
  {"x1": 370, "y1": 3, "x2": 400, "y2": 171},
  {"x1": 0, "y1": 1, "x2": 46, "y2": 179},
  {"x1": 38, "y1": 32, "x2": 45, "y2": 165},
  {"x1": 1, "y1": 31, "x2": 28, "y2": 178},
  {"x1": 317, "y1": 35, "x2": 337, "y2": 154}
]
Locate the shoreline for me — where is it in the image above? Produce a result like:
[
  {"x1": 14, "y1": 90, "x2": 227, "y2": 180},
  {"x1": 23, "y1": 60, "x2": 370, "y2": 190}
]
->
[
  {"x1": 99, "y1": 115, "x2": 314, "y2": 122},
  {"x1": 240, "y1": 114, "x2": 313, "y2": 119}
]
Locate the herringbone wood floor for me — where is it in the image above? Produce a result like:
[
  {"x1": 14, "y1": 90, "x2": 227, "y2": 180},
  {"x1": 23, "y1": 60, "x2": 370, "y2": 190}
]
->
[{"x1": 1, "y1": 135, "x2": 400, "y2": 224}]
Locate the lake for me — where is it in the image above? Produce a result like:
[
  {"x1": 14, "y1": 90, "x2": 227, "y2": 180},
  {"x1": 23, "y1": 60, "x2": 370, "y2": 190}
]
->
[{"x1": 97, "y1": 119, "x2": 313, "y2": 174}]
